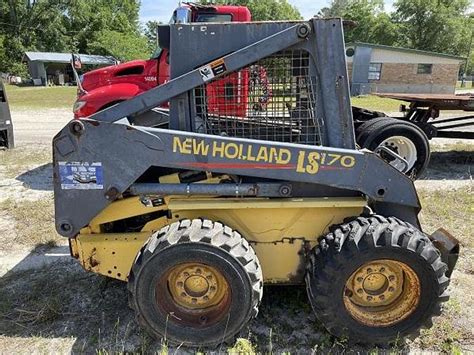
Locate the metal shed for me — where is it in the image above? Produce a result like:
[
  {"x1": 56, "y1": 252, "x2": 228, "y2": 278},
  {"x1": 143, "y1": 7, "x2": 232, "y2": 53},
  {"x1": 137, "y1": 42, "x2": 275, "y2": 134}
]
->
[{"x1": 23, "y1": 52, "x2": 116, "y2": 86}]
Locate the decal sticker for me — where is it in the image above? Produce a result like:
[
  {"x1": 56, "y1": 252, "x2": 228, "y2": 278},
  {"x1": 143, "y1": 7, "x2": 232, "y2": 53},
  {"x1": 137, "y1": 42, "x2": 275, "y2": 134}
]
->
[
  {"x1": 172, "y1": 137, "x2": 357, "y2": 175},
  {"x1": 59, "y1": 162, "x2": 104, "y2": 190},
  {"x1": 198, "y1": 58, "x2": 227, "y2": 82}
]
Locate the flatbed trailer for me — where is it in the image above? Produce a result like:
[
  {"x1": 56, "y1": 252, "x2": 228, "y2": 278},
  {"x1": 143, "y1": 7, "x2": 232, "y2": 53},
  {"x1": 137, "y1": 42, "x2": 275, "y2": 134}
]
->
[{"x1": 377, "y1": 93, "x2": 474, "y2": 140}]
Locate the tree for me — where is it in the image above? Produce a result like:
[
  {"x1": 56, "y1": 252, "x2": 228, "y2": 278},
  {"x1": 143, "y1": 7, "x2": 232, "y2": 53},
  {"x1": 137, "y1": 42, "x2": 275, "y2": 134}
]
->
[
  {"x1": 144, "y1": 20, "x2": 161, "y2": 51},
  {"x1": 88, "y1": 30, "x2": 150, "y2": 62},
  {"x1": 318, "y1": 0, "x2": 350, "y2": 17},
  {"x1": 198, "y1": 0, "x2": 302, "y2": 21},
  {"x1": 0, "y1": 0, "x2": 145, "y2": 75},
  {"x1": 318, "y1": 0, "x2": 400, "y2": 46},
  {"x1": 393, "y1": 0, "x2": 471, "y2": 56}
]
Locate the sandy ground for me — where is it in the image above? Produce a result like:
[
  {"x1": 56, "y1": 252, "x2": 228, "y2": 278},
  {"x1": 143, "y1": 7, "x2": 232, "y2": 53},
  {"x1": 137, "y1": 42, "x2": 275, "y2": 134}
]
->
[
  {"x1": 0, "y1": 108, "x2": 473, "y2": 353},
  {"x1": 10, "y1": 108, "x2": 72, "y2": 145}
]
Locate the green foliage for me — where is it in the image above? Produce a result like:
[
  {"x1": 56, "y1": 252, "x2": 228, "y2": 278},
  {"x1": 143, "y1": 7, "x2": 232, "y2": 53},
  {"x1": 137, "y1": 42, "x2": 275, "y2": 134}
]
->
[
  {"x1": 393, "y1": 0, "x2": 472, "y2": 56},
  {"x1": 199, "y1": 0, "x2": 302, "y2": 21},
  {"x1": 0, "y1": 0, "x2": 143, "y2": 75},
  {"x1": 88, "y1": 30, "x2": 150, "y2": 62},
  {"x1": 320, "y1": 0, "x2": 472, "y2": 60},
  {"x1": 144, "y1": 20, "x2": 161, "y2": 52},
  {"x1": 228, "y1": 338, "x2": 256, "y2": 354},
  {"x1": 339, "y1": 0, "x2": 400, "y2": 45}
]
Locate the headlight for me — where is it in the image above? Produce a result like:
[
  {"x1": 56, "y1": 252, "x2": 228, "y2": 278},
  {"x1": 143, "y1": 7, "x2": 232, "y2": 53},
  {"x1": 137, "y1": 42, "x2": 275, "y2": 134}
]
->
[{"x1": 73, "y1": 100, "x2": 87, "y2": 113}]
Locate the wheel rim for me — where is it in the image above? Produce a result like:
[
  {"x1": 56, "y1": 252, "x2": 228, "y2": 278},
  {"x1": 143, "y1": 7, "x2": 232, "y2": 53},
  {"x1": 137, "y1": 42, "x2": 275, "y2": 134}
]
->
[
  {"x1": 343, "y1": 260, "x2": 421, "y2": 327},
  {"x1": 378, "y1": 136, "x2": 418, "y2": 171},
  {"x1": 156, "y1": 262, "x2": 231, "y2": 327}
]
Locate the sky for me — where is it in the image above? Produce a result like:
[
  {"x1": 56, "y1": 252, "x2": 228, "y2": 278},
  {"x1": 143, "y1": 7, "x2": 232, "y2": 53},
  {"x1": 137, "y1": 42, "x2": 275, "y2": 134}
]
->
[{"x1": 139, "y1": 0, "x2": 396, "y2": 24}]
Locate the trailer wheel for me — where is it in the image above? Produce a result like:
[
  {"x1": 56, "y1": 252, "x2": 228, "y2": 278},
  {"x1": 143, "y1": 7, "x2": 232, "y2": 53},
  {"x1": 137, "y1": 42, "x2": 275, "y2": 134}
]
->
[
  {"x1": 306, "y1": 215, "x2": 449, "y2": 344},
  {"x1": 356, "y1": 118, "x2": 430, "y2": 179},
  {"x1": 128, "y1": 219, "x2": 263, "y2": 347}
]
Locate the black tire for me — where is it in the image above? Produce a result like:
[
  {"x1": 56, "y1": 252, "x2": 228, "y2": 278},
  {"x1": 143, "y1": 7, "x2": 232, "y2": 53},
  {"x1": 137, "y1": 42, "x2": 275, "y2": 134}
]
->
[
  {"x1": 306, "y1": 215, "x2": 449, "y2": 345},
  {"x1": 128, "y1": 219, "x2": 263, "y2": 347},
  {"x1": 356, "y1": 118, "x2": 430, "y2": 179}
]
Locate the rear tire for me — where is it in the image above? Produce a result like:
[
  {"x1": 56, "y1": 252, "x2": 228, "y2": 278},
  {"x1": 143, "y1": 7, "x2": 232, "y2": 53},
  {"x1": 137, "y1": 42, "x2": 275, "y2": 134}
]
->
[
  {"x1": 128, "y1": 219, "x2": 263, "y2": 347},
  {"x1": 356, "y1": 118, "x2": 430, "y2": 179},
  {"x1": 306, "y1": 215, "x2": 449, "y2": 345}
]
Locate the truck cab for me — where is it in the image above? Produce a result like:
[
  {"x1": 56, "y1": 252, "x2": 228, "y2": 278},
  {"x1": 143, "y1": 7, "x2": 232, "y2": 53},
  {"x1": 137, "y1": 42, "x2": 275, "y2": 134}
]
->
[{"x1": 74, "y1": 4, "x2": 251, "y2": 119}]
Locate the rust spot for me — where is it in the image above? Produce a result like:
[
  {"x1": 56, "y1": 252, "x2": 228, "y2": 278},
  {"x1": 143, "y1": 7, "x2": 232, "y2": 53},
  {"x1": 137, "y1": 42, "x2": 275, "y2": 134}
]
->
[{"x1": 89, "y1": 248, "x2": 99, "y2": 268}]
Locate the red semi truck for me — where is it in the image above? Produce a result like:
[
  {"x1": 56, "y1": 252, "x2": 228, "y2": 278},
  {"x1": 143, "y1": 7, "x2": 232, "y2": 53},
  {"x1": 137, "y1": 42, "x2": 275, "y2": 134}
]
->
[{"x1": 73, "y1": 3, "x2": 251, "y2": 119}]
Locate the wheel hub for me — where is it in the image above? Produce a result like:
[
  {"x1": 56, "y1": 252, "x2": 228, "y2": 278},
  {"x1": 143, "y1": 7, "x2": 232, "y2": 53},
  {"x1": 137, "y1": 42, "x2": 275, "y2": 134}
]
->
[
  {"x1": 344, "y1": 260, "x2": 421, "y2": 327},
  {"x1": 167, "y1": 263, "x2": 227, "y2": 309},
  {"x1": 378, "y1": 136, "x2": 418, "y2": 171}
]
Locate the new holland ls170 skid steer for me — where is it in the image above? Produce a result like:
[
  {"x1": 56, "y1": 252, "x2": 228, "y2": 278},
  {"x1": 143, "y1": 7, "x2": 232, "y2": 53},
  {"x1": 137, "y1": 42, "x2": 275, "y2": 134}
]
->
[{"x1": 53, "y1": 19, "x2": 460, "y2": 347}]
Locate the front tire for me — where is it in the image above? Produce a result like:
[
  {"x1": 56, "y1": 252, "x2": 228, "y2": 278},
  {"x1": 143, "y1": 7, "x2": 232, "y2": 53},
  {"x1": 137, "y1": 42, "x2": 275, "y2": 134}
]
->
[
  {"x1": 306, "y1": 215, "x2": 449, "y2": 344},
  {"x1": 128, "y1": 219, "x2": 263, "y2": 347}
]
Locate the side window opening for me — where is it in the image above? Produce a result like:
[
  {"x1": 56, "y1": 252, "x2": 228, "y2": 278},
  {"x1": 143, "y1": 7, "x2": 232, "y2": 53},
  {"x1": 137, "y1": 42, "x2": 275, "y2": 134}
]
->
[
  {"x1": 368, "y1": 63, "x2": 382, "y2": 81},
  {"x1": 417, "y1": 64, "x2": 433, "y2": 75}
]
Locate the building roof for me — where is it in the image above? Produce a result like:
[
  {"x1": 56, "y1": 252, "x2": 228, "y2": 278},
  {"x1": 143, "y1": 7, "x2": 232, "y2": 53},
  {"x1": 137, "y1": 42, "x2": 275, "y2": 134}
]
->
[
  {"x1": 23, "y1": 52, "x2": 116, "y2": 65},
  {"x1": 347, "y1": 42, "x2": 466, "y2": 61}
]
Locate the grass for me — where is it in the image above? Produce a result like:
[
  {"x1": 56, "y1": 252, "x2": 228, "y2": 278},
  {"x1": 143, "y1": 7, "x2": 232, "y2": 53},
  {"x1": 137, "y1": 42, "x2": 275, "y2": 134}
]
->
[
  {"x1": 2, "y1": 83, "x2": 404, "y2": 114},
  {"x1": 418, "y1": 186, "x2": 473, "y2": 246},
  {"x1": 4, "y1": 84, "x2": 76, "y2": 110},
  {"x1": 351, "y1": 95, "x2": 404, "y2": 112},
  {"x1": 418, "y1": 298, "x2": 465, "y2": 353},
  {"x1": 0, "y1": 198, "x2": 62, "y2": 249},
  {"x1": 456, "y1": 81, "x2": 473, "y2": 89},
  {"x1": 0, "y1": 146, "x2": 51, "y2": 179}
]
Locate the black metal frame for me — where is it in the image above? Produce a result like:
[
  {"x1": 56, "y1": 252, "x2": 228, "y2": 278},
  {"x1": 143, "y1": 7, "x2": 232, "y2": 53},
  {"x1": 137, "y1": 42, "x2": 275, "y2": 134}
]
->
[{"x1": 0, "y1": 81, "x2": 14, "y2": 149}]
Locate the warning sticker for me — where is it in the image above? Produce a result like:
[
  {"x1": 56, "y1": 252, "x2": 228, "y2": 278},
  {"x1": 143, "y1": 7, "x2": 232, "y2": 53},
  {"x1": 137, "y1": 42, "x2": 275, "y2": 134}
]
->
[
  {"x1": 59, "y1": 162, "x2": 104, "y2": 190},
  {"x1": 198, "y1": 58, "x2": 227, "y2": 82}
]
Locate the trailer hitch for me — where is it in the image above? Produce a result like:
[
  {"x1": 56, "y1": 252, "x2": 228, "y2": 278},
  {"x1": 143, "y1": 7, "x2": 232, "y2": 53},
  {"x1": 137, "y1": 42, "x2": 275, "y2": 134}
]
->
[{"x1": 429, "y1": 229, "x2": 460, "y2": 278}]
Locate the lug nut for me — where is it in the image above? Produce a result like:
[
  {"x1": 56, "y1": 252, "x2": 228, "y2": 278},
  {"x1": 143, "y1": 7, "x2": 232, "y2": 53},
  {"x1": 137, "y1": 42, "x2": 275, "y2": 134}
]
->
[
  {"x1": 177, "y1": 281, "x2": 183, "y2": 287},
  {"x1": 181, "y1": 292, "x2": 187, "y2": 297},
  {"x1": 389, "y1": 275, "x2": 395, "y2": 281},
  {"x1": 380, "y1": 295, "x2": 385, "y2": 300},
  {"x1": 357, "y1": 288, "x2": 363, "y2": 294},
  {"x1": 367, "y1": 296, "x2": 373, "y2": 301},
  {"x1": 367, "y1": 268, "x2": 373, "y2": 273},
  {"x1": 356, "y1": 277, "x2": 363, "y2": 282},
  {"x1": 380, "y1": 267, "x2": 386, "y2": 272},
  {"x1": 388, "y1": 287, "x2": 395, "y2": 292}
]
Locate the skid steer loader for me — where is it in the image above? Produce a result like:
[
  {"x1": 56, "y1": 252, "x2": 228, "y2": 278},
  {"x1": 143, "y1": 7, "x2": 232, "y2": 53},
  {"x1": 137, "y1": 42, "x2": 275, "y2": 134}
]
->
[{"x1": 53, "y1": 19, "x2": 459, "y2": 347}]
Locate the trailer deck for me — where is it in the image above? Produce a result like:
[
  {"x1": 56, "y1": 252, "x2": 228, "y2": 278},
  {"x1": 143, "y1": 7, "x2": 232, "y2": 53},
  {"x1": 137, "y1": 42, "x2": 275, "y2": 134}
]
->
[{"x1": 377, "y1": 93, "x2": 474, "y2": 140}]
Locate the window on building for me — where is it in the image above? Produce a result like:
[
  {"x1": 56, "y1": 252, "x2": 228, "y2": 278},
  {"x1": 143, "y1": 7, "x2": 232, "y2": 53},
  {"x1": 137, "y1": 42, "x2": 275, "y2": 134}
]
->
[
  {"x1": 368, "y1": 63, "x2": 382, "y2": 80},
  {"x1": 417, "y1": 64, "x2": 433, "y2": 74}
]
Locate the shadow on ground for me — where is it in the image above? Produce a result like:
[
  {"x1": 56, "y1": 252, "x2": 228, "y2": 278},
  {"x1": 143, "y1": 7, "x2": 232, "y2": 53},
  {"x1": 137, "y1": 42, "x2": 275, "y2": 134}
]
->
[
  {"x1": 0, "y1": 248, "x2": 402, "y2": 353},
  {"x1": 422, "y1": 151, "x2": 473, "y2": 181},
  {"x1": 16, "y1": 163, "x2": 53, "y2": 191}
]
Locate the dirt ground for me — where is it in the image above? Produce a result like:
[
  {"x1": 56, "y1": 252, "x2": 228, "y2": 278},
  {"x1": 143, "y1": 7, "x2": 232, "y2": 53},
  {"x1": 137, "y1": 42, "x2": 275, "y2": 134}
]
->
[{"x1": 0, "y1": 108, "x2": 473, "y2": 354}]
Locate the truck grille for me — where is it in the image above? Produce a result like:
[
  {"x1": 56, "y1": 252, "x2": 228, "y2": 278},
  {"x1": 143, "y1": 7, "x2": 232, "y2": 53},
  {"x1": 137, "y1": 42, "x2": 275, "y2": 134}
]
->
[{"x1": 194, "y1": 50, "x2": 323, "y2": 146}]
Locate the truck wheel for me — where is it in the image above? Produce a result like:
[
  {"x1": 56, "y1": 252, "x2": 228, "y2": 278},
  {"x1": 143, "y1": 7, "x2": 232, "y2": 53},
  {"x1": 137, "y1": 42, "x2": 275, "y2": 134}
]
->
[
  {"x1": 306, "y1": 215, "x2": 449, "y2": 345},
  {"x1": 356, "y1": 118, "x2": 430, "y2": 179},
  {"x1": 128, "y1": 219, "x2": 263, "y2": 347}
]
